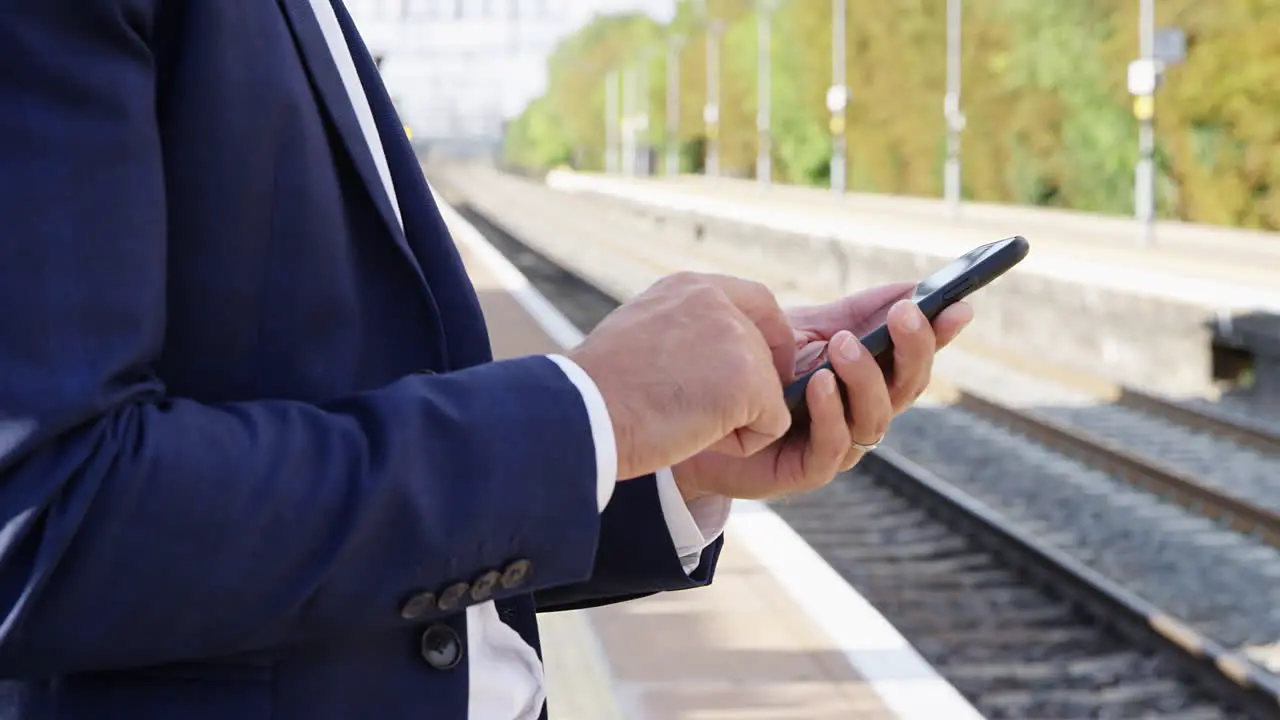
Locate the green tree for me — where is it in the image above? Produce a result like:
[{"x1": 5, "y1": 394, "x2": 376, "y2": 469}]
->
[
  {"x1": 503, "y1": 0, "x2": 1280, "y2": 230},
  {"x1": 502, "y1": 13, "x2": 665, "y2": 170},
  {"x1": 771, "y1": 2, "x2": 834, "y2": 185}
]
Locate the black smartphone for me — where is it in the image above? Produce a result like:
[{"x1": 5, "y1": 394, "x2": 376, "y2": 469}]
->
[{"x1": 783, "y1": 235, "x2": 1030, "y2": 421}]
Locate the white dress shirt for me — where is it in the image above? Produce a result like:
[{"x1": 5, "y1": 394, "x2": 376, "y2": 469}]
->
[{"x1": 306, "y1": 2, "x2": 733, "y2": 718}]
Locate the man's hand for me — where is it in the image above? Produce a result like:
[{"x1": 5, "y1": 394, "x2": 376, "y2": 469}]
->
[
  {"x1": 567, "y1": 272, "x2": 798, "y2": 481},
  {"x1": 670, "y1": 283, "x2": 974, "y2": 502}
]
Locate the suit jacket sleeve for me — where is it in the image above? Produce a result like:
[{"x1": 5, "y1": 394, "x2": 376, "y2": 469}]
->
[
  {"x1": 533, "y1": 359, "x2": 725, "y2": 612},
  {"x1": 534, "y1": 477, "x2": 726, "y2": 613},
  {"x1": 0, "y1": 0, "x2": 603, "y2": 676}
]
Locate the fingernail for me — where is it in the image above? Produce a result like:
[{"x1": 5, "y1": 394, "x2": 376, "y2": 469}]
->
[
  {"x1": 835, "y1": 331, "x2": 861, "y2": 362},
  {"x1": 893, "y1": 300, "x2": 923, "y2": 332},
  {"x1": 796, "y1": 343, "x2": 826, "y2": 373},
  {"x1": 818, "y1": 368, "x2": 838, "y2": 395}
]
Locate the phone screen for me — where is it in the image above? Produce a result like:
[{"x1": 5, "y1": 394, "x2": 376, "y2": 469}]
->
[{"x1": 910, "y1": 240, "x2": 1004, "y2": 302}]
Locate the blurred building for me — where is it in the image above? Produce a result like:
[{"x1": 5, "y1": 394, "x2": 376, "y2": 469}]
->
[{"x1": 344, "y1": 0, "x2": 676, "y2": 147}]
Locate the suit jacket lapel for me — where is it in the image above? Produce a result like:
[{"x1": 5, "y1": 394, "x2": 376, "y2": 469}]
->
[
  {"x1": 277, "y1": 0, "x2": 421, "y2": 271},
  {"x1": 330, "y1": 0, "x2": 496, "y2": 371}
]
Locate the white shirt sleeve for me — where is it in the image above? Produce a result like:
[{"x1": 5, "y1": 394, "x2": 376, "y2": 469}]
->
[
  {"x1": 654, "y1": 467, "x2": 733, "y2": 574},
  {"x1": 545, "y1": 354, "x2": 617, "y2": 512},
  {"x1": 546, "y1": 354, "x2": 731, "y2": 574}
]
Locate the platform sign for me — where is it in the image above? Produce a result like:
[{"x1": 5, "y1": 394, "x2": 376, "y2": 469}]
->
[
  {"x1": 1132, "y1": 95, "x2": 1155, "y2": 121},
  {"x1": 1127, "y1": 58, "x2": 1164, "y2": 96},
  {"x1": 702, "y1": 103, "x2": 719, "y2": 126},
  {"x1": 826, "y1": 85, "x2": 849, "y2": 114},
  {"x1": 1154, "y1": 27, "x2": 1187, "y2": 66}
]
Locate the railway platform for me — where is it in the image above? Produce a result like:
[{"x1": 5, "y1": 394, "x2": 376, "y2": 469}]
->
[
  {"x1": 502, "y1": 165, "x2": 1280, "y2": 398},
  {"x1": 544, "y1": 171, "x2": 1280, "y2": 297},
  {"x1": 444, "y1": 190, "x2": 983, "y2": 720}
]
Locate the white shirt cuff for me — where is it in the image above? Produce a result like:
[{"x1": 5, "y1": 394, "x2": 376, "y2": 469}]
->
[
  {"x1": 655, "y1": 467, "x2": 732, "y2": 575},
  {"x1": 545, "y1": 354, "x2": 617, "y2": 513},
  {"x1": 545, "y1": 354, "x2": 731, "y2": 574}
]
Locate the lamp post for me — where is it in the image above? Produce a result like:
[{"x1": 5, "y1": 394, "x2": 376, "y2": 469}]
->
[
  {"x1": 829, "y1": 0, "x2": 847, "y2": 193},
  {"x1": 1134, "y1": 0, "x2": 1157, "y2": 246},
  {"x1": 756, "y1": 0, "x2": 777, "y2": 185},
  {"x1": 636, "y1": 47, "x2": 657, "y2": 176},
  {"x1": 691, "y1": 0, "x2": 724, "y2": 177},
  {"x1": 705, "y1": 19, "x2": 725, "y2": 177},
  {"x1": 943, "y1": 0, "x2": 965, "y2": 216},
  {"x1": 621, "y1": 64, "x2": 638, "y2": 176},
  {"x1": 1128, "y1": 7, "x2": 1184, "y2": 247},
  {"x1": 666, "y1": 34, "x2": 685, "y2": 177},
  {"x1": 604, "y1": 70, "x2": 619, "y2": 174}
]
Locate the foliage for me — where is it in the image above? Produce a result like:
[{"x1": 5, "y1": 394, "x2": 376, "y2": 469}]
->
[{"x1": 502, "y1": 0, "x2": 1280, "y2": 230}]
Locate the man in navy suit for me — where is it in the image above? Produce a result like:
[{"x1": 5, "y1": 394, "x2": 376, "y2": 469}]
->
[{"x1": 0, "y1": 1, "x2": 972, "y2": 718}]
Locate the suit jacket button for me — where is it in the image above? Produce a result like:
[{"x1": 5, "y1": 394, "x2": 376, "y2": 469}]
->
[
  {"x1": 469, "y1": 570, "x2": 501, "y2": 602},
  {"x1": 400, "y1": 591, "x2": 437, "y2": 621},
  {"x1": 420, "y1": 624, "x2": 463, "y2": 670},
  {"x1": 437, "y1": 581, "x2": 470, "y2": 613},
  {"x1": 499, "y1": 559, "x2": 533, "y2": 590}
]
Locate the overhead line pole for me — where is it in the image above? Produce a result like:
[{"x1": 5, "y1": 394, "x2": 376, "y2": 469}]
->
[
  {"x1": 705, "y1": 20, "x2": 724, "y2": 177},
  {"x1": 604, "y1": 70, "x2": 619, "y2": 174},
  {"x1": 830, "y1": 0, "x2": 847, "y2": 194},
  {"x1": 943, "y1": 0, "x2": 965, "y2": 216},
  {"x1": 666, "y1": 34, "x2": 685, "y2": 177},
  {"x1": 1135, "y1": 0, "x2": 1157, "y2": 246},
  {"x1": 756, "y1": 0, "x2": 776, "y2": 185}
]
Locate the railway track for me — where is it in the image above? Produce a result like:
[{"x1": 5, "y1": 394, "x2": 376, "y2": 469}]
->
[
  {"x1": 947, "y1": 341, "x2": 1280, "y2": 459},
  {"x1": 429, "y1": 166, "x2": 1280, "y2": 718},
  {"x1": 781, "y1": 448, "x2": 1265, "y2": 719},
  {"x1": 948, "y1": 387, "x2": 1280, "y2": 547},
  {"x1": 1115, "y1": 387, "x2": 1280, "y2": 456}
]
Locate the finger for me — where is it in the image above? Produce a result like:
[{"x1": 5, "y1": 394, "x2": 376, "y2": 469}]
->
[
  {"x1": 834, "y1": 282, "x2": 915, "y2": 323},
  {"x1": 706, "y1": 401, "x2": 791, "y2": 457},
  {"x1": 839, "y1": 283, "x2": 917, "y2": 338},
  {"x1": 932, "y1": 301, "x2": 974, "y2": 350},
  {"x1": 828, "y1": 330, "x2": 894, "y2": 466},
  {"x1": 707, "y1": 393, "x2": 790, "y2": 456},
  {"x1": 885, "y1": 299, "x2": 937, "y2": 412},
  {"x1": 797, "y1": 368, "x2": 851, "y2": 489},
  {"x1": 744, "y1": 334, "x2": 796, "y2": 451},
  {"x1": 701, "y1": 274, "x2": 797, "y2": 382},
  {"x1": 706, "y1": 423, "x2": 781, "y2": 458},
  {"x1": 795, "y1": 341, "x2": 828, "y2": 375},
  {"x1": 736, "y1": 387, "x2": 794, "y2": 456},
  {"x1": 786, "y1": 282, "x2": 915, "y2": 339},
  {"x1": 707, "y1": 321, "x2": 794, "y2": 458}
]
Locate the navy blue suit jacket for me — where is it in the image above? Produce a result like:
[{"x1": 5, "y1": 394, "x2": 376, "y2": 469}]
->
[{"x1": 0, "y1": 1, "x2": 723, "y2": 717}]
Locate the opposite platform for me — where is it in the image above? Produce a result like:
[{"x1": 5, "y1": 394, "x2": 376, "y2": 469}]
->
[
  {"x1": 546, "y1": 170, "x2": 1280, "y2": 315},
  {"x1": 437, "y1": 186, "x2": 984, "y2": 720}
]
